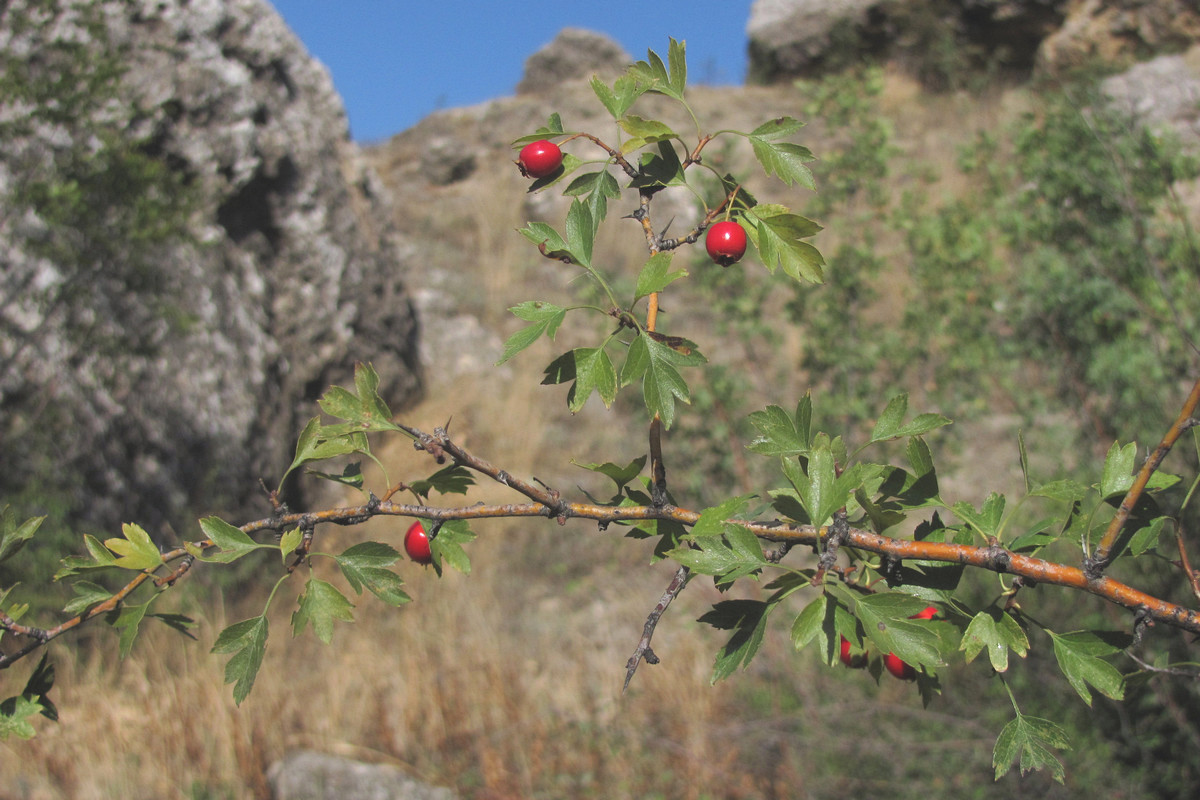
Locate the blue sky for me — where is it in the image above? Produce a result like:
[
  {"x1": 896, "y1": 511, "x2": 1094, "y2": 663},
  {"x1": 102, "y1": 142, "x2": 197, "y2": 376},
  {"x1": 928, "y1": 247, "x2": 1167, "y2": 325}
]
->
[{"x1": 269, "y1": 2, "x2": 754, "y2": 142}]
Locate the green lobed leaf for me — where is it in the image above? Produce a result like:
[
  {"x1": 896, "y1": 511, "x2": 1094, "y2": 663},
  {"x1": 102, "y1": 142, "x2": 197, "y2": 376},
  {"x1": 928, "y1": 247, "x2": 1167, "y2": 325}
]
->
[
  {"x1": 61, "y1": 580, "x2": 114, "y2": 616},
  {"x1": 336, "y1": 542, "x2": 410, "y2": 607},
  {"x1": 517, "y1": 221, "x2": 572, "y2": 261},
  {"x1": 211, "y1": 615, "x2": 268, "y2": 705},
  {"x1": 618, "y1": 115, "x2": 678, "y2": 154},
  {"x1": 993, "y1": 712, "x2": 1070, "y2": 783},
  {"x1": 959, "y1": 609, "x2": 1029, "y2": 672},
  {"x1": 634, "y1": 252, "x2": 688, "y2": 301},
  {"x1": 1100, "y1": 441, "x2": 1137, "y2": 498},
  {"x1": 952, "y1": 492, "x2": 1006, "y2": 540},
  {"x1": 790, "y1": 594, "x2": 827, "y2": 651},
  {"x1": 750, "y1": 116, "x2": 806, "y2": 140},
  {"x1": 569, "y1": 347, "x2": 618, "y2": 412},
  {"x1": 1048, "y1": 630, "x2": 1125, "y2": 706},
  {"x1": 571, "y1": 455, "x2": 647, "y2": 490},
  {"x1": 197, "y1": 516, "x2": 263, "y2": 564},
  {"x1": 747, "y1": 396, "x2": 813, "y2": 457},
  {"x1": 628, "y1": 330, "x2": 706, "y2": 428},
  {"x1": 109, "y1": 600, "x2": 149, "y2": 659},
  {"x1": 856, "y1": 594, "x2": 945, "y2": 670},
  {"x1": 564, "y1": 199, "x2": 595, "y2": 267},
  {"x1": 0, "y1": 695, "x2": 44, "y2": 741},
  {"x1": 700, "y1": 599, "x2": 772, "y2": 683},
  {"x1": 55, "y1": 533, "x2": 119, "y2": 578},
  {"x1": 317, "y1": 363, "x2": 399, "y2": 434},
  {"x1": 497, "y1": 301, "x2": 567, "y2": 365},
  {"x1": 279, "y1": 528, "x2": 303, "y2": 562},
  {"x1": 408, "y1": 464, "x2": 477, "y2": 499},
  {"x1": 749, "y1": 137, "x2": 817, "y2": 189},
  {"x1": 0, "y1": 506, "x2": 44, "y2": 564},
  {"x1": 104, "y1": 523, "x2": 163, "y2": 572},
  {"x1": 746, "y1": 206, "x2": 825, "y2": 283},
  {"x1": 430, "y1": 519, "x2": 476, "y2": 576},
  {"x1": 291, "y1": 577, "x2": 355, "y2": 645},
  {"x1": 869, "y1": 394, "x2": 952, "y2": 443}
]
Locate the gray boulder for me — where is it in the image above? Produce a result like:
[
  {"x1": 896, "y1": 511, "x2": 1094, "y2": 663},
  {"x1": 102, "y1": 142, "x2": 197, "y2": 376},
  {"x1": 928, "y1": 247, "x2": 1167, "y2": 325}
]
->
[
  {"x1": 0, "y1": 0, "x2": 422, "y2": 535},
  {"x1": 267, "y1": 750, "x2": 457, "y2": 800},
  {"x1": 516, "y1": 28, "x2": 632, "y2": 94},
  {"x1": 1102, "y1": 45, "x2": 1200, "y2": 149}
]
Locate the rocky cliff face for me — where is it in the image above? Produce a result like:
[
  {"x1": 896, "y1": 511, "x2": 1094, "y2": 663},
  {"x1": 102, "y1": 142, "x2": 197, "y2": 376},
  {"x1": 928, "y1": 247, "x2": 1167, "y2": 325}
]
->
[
  {"x1": 0, "y1": 0, "x2": 421, "y2": 534},
  {"x1": 745, "y1": 0, "x2": 1200, "y2": 85}
]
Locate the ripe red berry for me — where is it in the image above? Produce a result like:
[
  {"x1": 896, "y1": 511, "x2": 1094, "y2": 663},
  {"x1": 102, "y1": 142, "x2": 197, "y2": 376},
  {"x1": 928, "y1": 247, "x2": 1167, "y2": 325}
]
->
[
  {"x1": 840, "y1": 635, "x2": 867, "y2": 669},
  {"x1": 883, "y1": 606, "x2": 938, "y2": 680},
  {"x1": 517, "y1": 139, "x2": 563, "y2": 179},
  {"x1": 884, "y1": 651, "x2": 917, "y2": 680},
  {"x1": 705, "y1": 220, "x2": 748, "y2": 266},
  {"x1": 404, "y1": 520, "x2": 432, "y2": 565}
]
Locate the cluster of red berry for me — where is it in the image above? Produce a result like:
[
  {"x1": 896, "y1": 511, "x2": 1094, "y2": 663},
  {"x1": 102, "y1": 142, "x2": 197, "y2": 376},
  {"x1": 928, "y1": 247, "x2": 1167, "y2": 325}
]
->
[
  {"x1": 840, "y1": 605, "x2": 939, "y2": 681},
  {"x1": 517, "y1": 140, "x2": 748, "y2": 267}
]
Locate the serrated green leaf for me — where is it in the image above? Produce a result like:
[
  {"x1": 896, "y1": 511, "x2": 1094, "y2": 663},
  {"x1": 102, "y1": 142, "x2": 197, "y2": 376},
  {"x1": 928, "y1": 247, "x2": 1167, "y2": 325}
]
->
[
  {"x1": 746, "y1": 207, "x2": 825, "y2": 283},
  {"x1": 993, "y1": 713, "x2": 1069, "y2": 783},
  {"x1": 747, "y1": 396, "x2": 812, "y2": 457},
  {"x1": 104, "y1": 523, "x2": 163, "y2": 572},
  {"x1": 336, "y1": 542, "x2": 410, "y2": 606},
  {"x1": 1031, "y1": 479, "x2": 1090, "y2": 503},
  {"x1": 750, "y1": 116, "x2": 806, "y2": 140},
  {"x1": 0, "y1": 506, "x2": 43, "y2": 564},
  {"x1": 700, "y1": 599, "x2": 771, "y2": 682},
  {"x1": 591, "y1": 74, "x2": 646, "y2": 119},
  {"x1": 749, "y1": 138, "x2": 816, "y2": 189},
  {"x1": 634, "y1": 331, "x2": 706, "y2": 428},
  {"x1": 198, "y1": 516, "x2": 262, "y2": 564},
  {"x1": 1127, "y1": 516, "x2": 1168, "y2": 556},
  {"x1": 212, "y1": 615, "x2": 268, "y2": 705},
  {"x1": 430, "y1": 519, "x2": 475, "y2": 576},
  {"x1": 279, "y1": 528, "x2": 302, "y2": 562},
  {"x1": 109, "y1": 601, "x2": 149, "y2": 659},
  {"x1": 856, "y1": 594, "x2": 944, "y2": 669},
  {"x1": 517, "y1": 221, "x2": 572, "y2": 261},
  {"x1": 634, "y1": 252, "x2": 687, "y2": 301},
  {"x1": 0, "y1": 695, "x2": 44, "y2": 740},
  {"x1": 316, "y1": 363, "x2": 399, "y2": 434},
  {"x1": 952, "y1": 493, "x2": 1006, "y2": 540},
  {"x1": 630, "y1": 140, "x2": 686, "y2": 189},
  {"x1": 618, "y1": 115, "x2": 678, "y2": 153},
  {"x1": 408, "y1": 464, "x2": 477, "y2": 499},
  {"x1": 292, "y1": 578, "x2": 355, "y2": 644},
  {"x1": 497, "y1": 301, "x2": 567, "y2": 365},
  {"x1": 960, "y1": 609, "x2": 1029, "y2": 672},
  {"x1": 569, "y1": 347, "x2": 618, "y2": 412},
  {"x1": 1048, "y1": 630, "x2": 1125, "y2": 706},
  {"x1": 55, "y1": 533, "x2": 120, "y2": 578},
  {"x1": 61, "y1": 580, "x2": 114, "y2": 616},
  {"x1": 870, "y1": 394, "x2": 952, "y2": 443},
  {"x1": 1100, "y1": 441, "x2": 1137, "y2": 498},
  {"x1": 791, "y1": 594, "x2": 827, "y2": 650},
  {"x1": 572, "y1": 455, "x2": 647, "y2": 490},
  {"x1": 564, "y1": 199, "x2": 595, "y2": 267}
]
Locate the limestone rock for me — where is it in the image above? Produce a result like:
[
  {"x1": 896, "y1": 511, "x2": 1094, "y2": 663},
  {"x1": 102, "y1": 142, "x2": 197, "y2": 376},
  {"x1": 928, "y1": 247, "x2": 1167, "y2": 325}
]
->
[
  {"x1": 1102, "y1": 45, "x2": 1200, "y2": 148},
  {"x1": 267, "y1": 750, "x2": 457, "y2": 800},
  {"x1": 516, "y1": 28, "x2": 632, "y2": 94},
  {"x1": 1039, "y1": 0, "x2": 1200, "y2": 73},
  {"x1": 0, "y1": 0, "x2": 422, "y2": 534}
]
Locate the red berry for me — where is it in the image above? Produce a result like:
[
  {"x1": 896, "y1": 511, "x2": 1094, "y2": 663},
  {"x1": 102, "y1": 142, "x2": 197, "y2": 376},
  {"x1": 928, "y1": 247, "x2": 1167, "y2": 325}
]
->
[
  {"x1": 404, "y1": 520, "x2": 432, "y2": 565},
  {"x1": 705, "y1": 220, "x2": 748, "y2": 266},
  {"x1": 840, "y1": 636, "x2": 866, "y2": 669},
  {"x1": 884, "y1": 651, "x2": 917, "y2": 680},
  {"x1": 883, "y1": 606, "x2": 938, "y2": 680},
  {"x1": 517, "y1": 139, "x2": 563, "y2": 179}
]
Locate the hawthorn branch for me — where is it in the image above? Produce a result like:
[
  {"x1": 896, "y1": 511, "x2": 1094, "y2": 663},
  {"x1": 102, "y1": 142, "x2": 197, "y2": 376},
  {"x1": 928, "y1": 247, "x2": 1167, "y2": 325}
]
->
[
  {"x1": 10, "y1": 491, "x2": 1200, "y2": 671},
  {"x1": 1088, "y1": 375, "x2": 1200, "y2": 576},
  {"x1": 624, "y1": 564, "x2": 691, "y2": 691}
]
